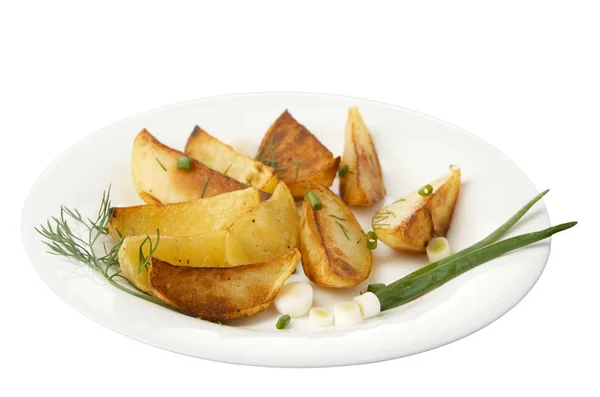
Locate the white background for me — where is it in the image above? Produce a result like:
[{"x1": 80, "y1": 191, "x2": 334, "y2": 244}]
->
[{"x1": 1, "y1": 1, "x2": 598, "y2": 396}]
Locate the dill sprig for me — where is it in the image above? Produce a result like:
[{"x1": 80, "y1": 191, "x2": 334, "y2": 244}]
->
[
  {"x1": 155, "y1": 157, "x2": 167, "y2": 171},
  {"x1": 290, "y1": 158, "x2": 305, "y2": 182},
  {"x1": 258, "y1": 138, "x2": 278, "y2": 168},
  {"x1": 372, "y1": 209, "x2": 396, "y2": 228},
  {"x1": 329, "y1": 214, "x2": 346, "y2": 221},
  {"x1": 35, "y1": 187, "x2": 180, "y2": 313},
  {"x1": 335, "y1": 220, "x2": 350, "y2": 240},
  {"x1": 138, "y1": 230, "x2": 160, "y2": 274},
  {"x1": 201, "y1": 177, "x2": 211, "y2": 198}
]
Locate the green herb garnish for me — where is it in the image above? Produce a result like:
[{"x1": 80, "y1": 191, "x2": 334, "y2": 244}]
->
[
  {"x1": 307, "y1": 191, "x2": 322, "y2": 211},
  {"x1": 335, "y1": 220, "x2": 350, "y2": 240},
  {"x1": 223, "y1": 164, "x2": 232, "y2": 175},
  {"x1": 201, "y1": 177, "x2": 210, "y2": 198},
  {"x1": 156, "y1": 158, "x2": 167, "y2": 171},
  {"x1": 137, "y1": 230, "x2": 160, "y2": 274},
  {"x1": 366, "y1": 231, "x2": 378, "y2": 250},
  {"x1": 418, "y1": 184, "x2": 433, "y2": 196},
  {"x1": 338, "y1": 164, "x2": 349, "y2": 178},
  {"x1": 329, "y1": 214, "x2": 346, "y2": 221},
  {"x1": 290, "y1": 158, "x2": 305, "y2": 182},
  {"x1": 177, "y1": 156, "x2": 193, "y2": 171},
  {"x1": 276, "y1": 314, "x2": 291, "y2": 330},
  {"x1": 372, "y1": 209, "x2": 395, "y2": 228},
  {"x1": 259, "y1": 138, "x2": 278, "y2": 168},
  {"x1": 367, "y1": 283, "x2": 386, "y2": 293},
  {"x1": 35, "y1": 187, "x2": 179, "y2": 313}
]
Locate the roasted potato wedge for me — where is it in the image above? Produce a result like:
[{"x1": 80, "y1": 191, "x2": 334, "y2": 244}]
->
[
  {"x1": 256, "y1": 110, "x2": 340, "y2": 200},
  {"x1": 149, "y1": 249, "x2": 301, "y2": 321},
  {"x1": 300, "y1": 184, "x2": 372, "y2": 288},
  {"x1": 185, "y1": 126, "x2": 279, "y2": 193},
  {"x1": 118, "y1": 232, "x2": 251, "y2": 293},
  {"x1": 373, "y1": 166, "x2": 461, "y2": 252},
  {"x1": 228, "y1": 182, "x2": 300, "y2": 263},
  {"x1": 339, "y1": 107, "x2": 386, "y2": 206},
  {"x1": 107, "y1": 188, "x2": 261, "y2": 240},
  {"x1": 132, "y1": 129, "x2": 248, "y2": 204}
]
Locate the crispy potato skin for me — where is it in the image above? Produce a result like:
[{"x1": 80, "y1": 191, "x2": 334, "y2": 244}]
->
[
  {"x1": 185, "y1": 126, "x2": 279, "y2": 193},
  {"x1": 118, "y1": 232, "x2": 250, "y2": 293},
  {"x1": 228, "y1": 182, "x2": 300, "y2": 264},
  {"x1": 339, "y1": 107, "x2": 386, "y2": 206},
  {"x1": 132, "y1": 129, "x2": 247, "y2": 204},
  {"x1": 149, "y1": 249, "x2": 301, "y2": 321},
  {"x1": 375, "y1": 208, "x2": 435, "y2": 253},
  {"x1": 374, "y1": 168, "x2": 461, "y2": 252},
  {"x1": 138, "y1": 191, "x2": 161, "y2": 205},
  {"x1": 300, "y1": 184, "x2": 372, "y2": 288},
  {"x1": 256, "y1": 110, "x2": 339, "y2": 200},
  {"x1": 107, "y1": 188, "x2": 261, "y2": 240}
]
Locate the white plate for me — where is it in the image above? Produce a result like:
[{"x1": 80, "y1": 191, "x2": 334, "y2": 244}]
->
[{"x1": 21, "y1": 92, "x2": 550, "y2": 367}]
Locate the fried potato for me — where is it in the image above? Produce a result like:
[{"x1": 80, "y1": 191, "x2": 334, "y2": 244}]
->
[
  {"x1": 121, "y1": 232, "x2": 250, "y2": 292},
  {"x1": 132, "y1": 129, "x2": 247, "y2": 204},
  {"x1": 373, "y1": 166, "x2": 461, "y2": 252},
  {"x1": 107, "y1": 188, "x2": 261, "y2": 240},
  {"x1": 118, "y1": 232, "x2": 251, "y2": 293},
  {"x1": 256, "y1": 110, "x2": 340, "y2": 200},
  {"x1": 300, "y1": 184, "x2": 372, "y2": 288},
  {"x1": 339, "y1": 107, "x2": 386, "y2": 206},
  {"x1": 185, "y1": 126, "x2": 279, "y2": 193},
  {"x1": 149, "y1": 249, "x2": 301, "y2": 321},
  {"x1": 228, "y1": 182, "x2": 300, "y2": 263}
]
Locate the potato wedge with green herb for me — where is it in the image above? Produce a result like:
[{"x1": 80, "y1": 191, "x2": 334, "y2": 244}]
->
[
  {"x1": 373, "y1": 166, "x2": 461, "y2": 252},
  {"x1": 185, "y1": 126, "x2": 279, "y2": 193},
  {"x1": 256, "y1": 110, "x2": 340, "y2": 200},
  {"x1": 149, "y1": 249, "x2": 301, "y2": 321},
  {"x1": 132, "y1": 129, "x2": 248, "y2": 204},
  {"x1": 107, "y1": 188, "x2": 261, "y2": 240},
  {"x1": 339, "y1": 107, "x2": 386, "y2": 206},
  {"x1": 228, "y1": 182, "x2": 300, "y2": 263},
  {"x1": 300, "y1": 184, "x2": 372, "y2": 288},
  {"x1": 118, "y1": 232, "x2": 251, "y2": 293}
]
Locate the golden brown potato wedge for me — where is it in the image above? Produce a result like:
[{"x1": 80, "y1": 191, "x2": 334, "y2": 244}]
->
[
  {"x1": 149, "y1": 249, "x2": 301, "y2": 321},
  {"x1": 373, "y1": 166, "x2": 461, "y2": 252},
  {"x1": 132, "y1": 129, "x2": 248, "y2": 204},
  {"x1": 118, "y1": 232, "x2": 251, "y2": 293},
  {"x1": 107, "y1": 188, "x2": 261, "y2": 240},
  {"x1": 256, "y1": 110, "x2": 340, "y2": 200},
  {"x1": 339, "y1": 107, "x2": 386, "y2": 206},
  {"x1": 185, "y1": 126, "x2": 279, "y2": 193},
  {"x1": 228, "y1": 182, "x2": 300, "y2": 263},
  {"x1": 300, "y1": 184, "x2": 372, "y2": 288}
]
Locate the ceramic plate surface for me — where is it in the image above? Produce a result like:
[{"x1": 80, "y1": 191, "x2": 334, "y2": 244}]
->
[{"x1": 22, "y1": 93, "x2": 550, "y2": 367}]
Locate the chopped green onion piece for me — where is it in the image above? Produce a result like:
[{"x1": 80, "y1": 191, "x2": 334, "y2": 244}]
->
[
  {"x1": 276, "y1": 314, "x2": 291, "y2": 330},
  {"x1": 177, "y1": 156, "x2": 193, "y2": 170},
  {"x1": 366, "y1": 231, "x2": 378, "y2": 250},
  {"x1": 338, "y1": 164, "x2": 349, "y2": 177},
  {"x1": 307, "y1": 191, "x2": 322, "y2": 210},
  {"x1": 418, "y1": 184, "x2": 433, "y2": 196},
  {"x1": 367, "y1": 283, "x2": 386, "y2": 293}
]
